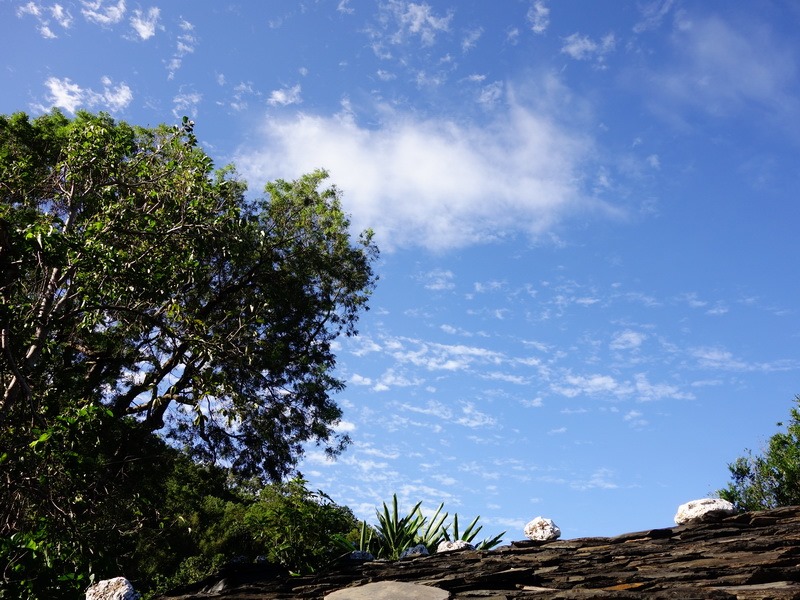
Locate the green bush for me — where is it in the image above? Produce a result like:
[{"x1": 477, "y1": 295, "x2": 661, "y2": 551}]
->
[{"x1": 718, "y1": 395, "x2": 800, "y2": 511}]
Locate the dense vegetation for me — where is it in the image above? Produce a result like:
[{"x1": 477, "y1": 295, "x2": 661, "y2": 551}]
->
[
  {"x1": 718, "y1": 395, "x2": 800, "y2": 511},
  {"x1": 0, "y1": 109, "x2": 377, "y2": 598}
]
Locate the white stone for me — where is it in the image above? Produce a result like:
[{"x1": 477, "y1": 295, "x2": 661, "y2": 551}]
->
[
  {"x1": 399, "y1": 543, "x2": 429, "y2": 559},
  {"x1": 325, "y1": 580, "x2": 449, "y2": 600},
  {"x1": 674, "y1": 498, "x2": 737, "y2": 525},
  {"x1": 524, "y1": 517, "x2": 561, "y2": 541},
  {"x1": 85, "y1": 577, "x2": 140, "y2": 600},
  {"x1": 436, "y1": 540, "x2": 476, "y2": 553}
]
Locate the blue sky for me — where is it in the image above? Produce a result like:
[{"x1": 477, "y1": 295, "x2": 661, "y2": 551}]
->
[{"x1": 3, "y1": 0, "x2": 799, "y2": 541}]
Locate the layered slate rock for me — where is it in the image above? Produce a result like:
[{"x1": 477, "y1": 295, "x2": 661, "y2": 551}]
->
[{"x1": 159, "y1": 505, "x2": 800, "y2": 599}]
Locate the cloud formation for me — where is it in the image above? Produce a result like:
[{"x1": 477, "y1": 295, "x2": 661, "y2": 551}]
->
[
  {"x1": 81, "y1": 0, "x2": 126, "y2": 26},
  {"x1": 130, "y1": 6, "x2": 160, "y2": 40},
  {"x1": 235, "y1": 78, "x2": 616, "y2": 251},
  {"x1": 41, "y1": 75, "x2": 132, "y2": 113}
]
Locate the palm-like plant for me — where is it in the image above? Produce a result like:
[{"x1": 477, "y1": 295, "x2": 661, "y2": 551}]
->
[
  {"x1": 374, "y1": 494, "x2": 448, "y2": 559},
  {"x1": 445, "y1": 513, "x2": 506, "y2": 550}
]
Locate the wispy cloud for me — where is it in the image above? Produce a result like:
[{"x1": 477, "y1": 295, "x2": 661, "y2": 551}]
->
[
  {"x1": 130, "y1": 6, "x2": 160, "y2": 40},
  {"x1": 420, "y1": 268, "x2": 455, "y2": 291},
  {"x1": 267, "y1": 84, "x2": 302, "y2": 107},
  {"x1": 167, "y1": 19, "x2": 197, "y2": 80},
  {"x1": 385, "y1": 0, "x2": 453, "y2": 47},
  {"x1": 527, "y1": 1, "x2": 550, "y2": 35},
  {"x1": 643, "y1": 14, "x2": 800, "y2": 131},
  {"x1": 561, "y1": 32, "x2": 616, "y2": 65},
  {"x1": 81, "y1": 0, "x2": 125, "y2": 26},
  {"x1": 235, "y1": 75, "x2": 616, "y2": 251},
  {"x1": 172, "y1": 88, "x2": 202, "y2": 119},
  {"x1": 17, "y1": 2, "x2": 73, "y2": 38},
  {"x1": 40, "y1": 75, "x2": 132, "y2": 114},
  {"x1": 461, "y1": 27, "x2": 483, "y2": 52}
]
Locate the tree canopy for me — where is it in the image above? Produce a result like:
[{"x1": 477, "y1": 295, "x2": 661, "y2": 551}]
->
[
  {"x1": 0, "y1": 110, "x2": 377, "y2": 596},
  {"x1": 718, "y1": 395, "x2": 800, "y2": 511}
]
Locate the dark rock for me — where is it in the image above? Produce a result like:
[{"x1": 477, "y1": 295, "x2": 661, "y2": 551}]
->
[{"x1": 158, "y1": 505, "x2": 800, "y2": 599}]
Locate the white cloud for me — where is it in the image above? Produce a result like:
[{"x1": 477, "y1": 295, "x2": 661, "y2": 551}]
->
[
  {"x1": 554, "y1": 373, "x2": 628, "y2": 398},
  {"x1": 333, "y1": 420, "x2": 357, "y2": 433},
  {"x1": 478, "y1": 81, "x2": 504, "y2": 108},
  {"x1": 420, "y1": 268, "x2": 455, "y2": 290},
  {"x1": 527, "y1": 1, "x2": 549, "y2": 35},
  {"x1": 235, "y1": 76, "x2": 613, "y2": 252},
  {"x1": 462, "y1": 27, "x2": 483, "y2": 52},
  {"x1": 456, "y1": 402, "x2": 497, "y2": 428},
  {"x1": 633, "y1": 373, "x2": 693, "y2": 402},
  {"x1": 17, "y1": 2, "x2": 73, "y2": 38},
  {"x1": 130, "y1": 6, "x2": 160, "y2": 40},
  {"x1": 385, "y1": 0, "x2": 453, "y2": 47},
  {"x1": 172, "y1": 89, "x2": 202, "y2": 119},
  {"x1": 645, "y1": 15, "x2": 800, "y2": 126},
  {"x1": 81, "y1": 0, "x2": 125, "y2": 26},
  {"x1": 561, "y1": 32, "x2": 616, "y2": 63},
  {"x1": 571, "y1": 467, "x2": 618, "y2": 490},
  {"x1": 610, "y1": 329, "x2": 646, "y2": 350},
  {"x1": 41, "y1": 75, "x2": 132, "y2": 114},
  {"x1": 267, "y1": 84, "x2": 302, "y2": 107},
  {"x1": 167, "y1": 19, "x2": 197, "y2": 80},
  {"x1": 633, "y1": 0, "x2": 676, "y2": 33}
]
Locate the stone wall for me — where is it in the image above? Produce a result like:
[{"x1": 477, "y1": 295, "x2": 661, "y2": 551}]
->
[{"x1": 160, "y1": 505, "x2": 800, "y2": 599}]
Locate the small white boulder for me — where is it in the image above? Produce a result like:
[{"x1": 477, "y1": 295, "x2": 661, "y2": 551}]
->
[
  {"x1": 524, "y1": 517, "x2": 561, "y2": 541},
  {"x1": 399, "y1": 543, "x2": 429, "y2": 559},
  {"x1": 85, "y1": 577, "x2": 140, "y2": 600},
  {"x1": 674, "y1": 498, "x2": 737, "y2": 525},
  {"x1": 437, "y1": 540, "x2": 476, "y2": 553}
]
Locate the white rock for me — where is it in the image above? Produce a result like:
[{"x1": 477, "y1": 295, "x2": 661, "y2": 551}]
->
[
  {"x1": 674, "y1": 498, "x2": 737, "y2": 525},
  {"x1": 524, "y1": 517, "x2": 561, "y2": 541},
  {"x1": 399, "y1": 543, "x2": 429, "y2": 558},
  {"x1": 437, "y1": 540, "x2": 476, "y2": 553},
  {"x1": 85, "y1": 577, "x2": 140, "y2": 600}
]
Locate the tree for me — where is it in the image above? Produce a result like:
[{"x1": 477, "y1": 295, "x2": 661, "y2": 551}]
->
[
  {"x1": 0, "y1": 110, "x2": 377, "y2": 596},
  {"x1": 718, "y1": 395, "x2": 800, "y2": 511}
]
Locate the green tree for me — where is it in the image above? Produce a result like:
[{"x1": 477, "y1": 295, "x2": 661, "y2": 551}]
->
[
  {"x1": 718, "y1": 395, "x2": 800, "y2": 511},
  {"x1": 0, "y1": 110, "x2": 377, "y2": 597}
]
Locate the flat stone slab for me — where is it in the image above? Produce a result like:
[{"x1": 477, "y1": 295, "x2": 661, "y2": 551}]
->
[{"x1": 325, "y1": 580, "x2": 449, "y2": 600}]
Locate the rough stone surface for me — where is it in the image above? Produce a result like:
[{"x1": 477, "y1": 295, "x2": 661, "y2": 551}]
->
[
  {"x1": 438, "y1": 540, "x2": 476, "y2": 553},
  {"x1": 400, "y1": 544, "x2": 431, "y2": 559},
  {"x1": 158, "y1": 505, "x2": 800, "y2": 599},
  {"x1": 675, "y1": 498, "x2": 737, "y2": 525},
  {"x1": 325, "y1": 580, "x2": 450, "y2": 599},
  {"x1": 524, "y1": 517, "x2": 561, "y2": 542},
  {"x1": 86, "y1": 577, "x2": 140, "y2": 600}
]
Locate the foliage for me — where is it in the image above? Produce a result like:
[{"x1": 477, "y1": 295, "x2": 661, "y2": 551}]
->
[
  {"x1": 443, "y1": 513, "x2": 506, "y2": 551},
  {"x1": 365, "y1": 494, "x2": 505, "y2": 560},
  {"x1": 0, "y1": 109, "x2": 377, "y2": 597},
  {"x1": 718, "y1": 395, "x2": 800, "y2": 511}
]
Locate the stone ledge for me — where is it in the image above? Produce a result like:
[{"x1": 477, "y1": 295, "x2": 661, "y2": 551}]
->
[{"x1": 159, "y1": 506, "x2": 800, "y2": 600}]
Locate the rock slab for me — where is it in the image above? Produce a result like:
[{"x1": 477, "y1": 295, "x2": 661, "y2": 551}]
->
[
  {"x1": 325, "y1": 581, "x2": 450, "y2": 600},
  {"x1": 160, "y1": 505, "x2": 800, "y2": 600}
]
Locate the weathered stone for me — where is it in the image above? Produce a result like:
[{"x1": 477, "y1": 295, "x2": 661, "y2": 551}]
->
[
  {"x1": 86, "y1": 577, "x2": 140, "y2": 600},
  {"x1": 158, "y1": 505, "x2": 800, "y2": 600},
  {"x1": 346, "y1": 550, "x2": 375, "y2": 561},
  {"x1": 400, "y1": 543, "x2": 430, "y2": 559},
  {"x1": 524, "y1": 516, "x2": 561, "y2": 541},
  {"x1": 324, "y1": 580, "x2": 449, "y2": 599},
  {"x1": 437, "y1": 540, "x2": 476, "y2": 553},
  {"x1": 674, "y1": 498, "x2": 737, "y2": 524}
]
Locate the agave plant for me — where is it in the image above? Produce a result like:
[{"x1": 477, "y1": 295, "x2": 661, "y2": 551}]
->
[
  {"x1": 331, "y1": 519, "x2": 375, "y2": 555},
  {"x1": 373, "y1": 494, "x2": 449, "y2": 559},
  {"x1": 444, "y1": 513, "x2": 506, "y2": 550}
]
